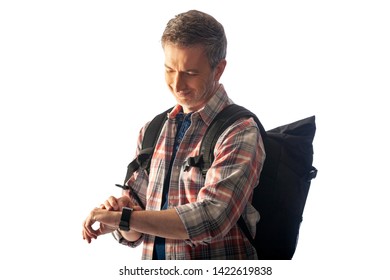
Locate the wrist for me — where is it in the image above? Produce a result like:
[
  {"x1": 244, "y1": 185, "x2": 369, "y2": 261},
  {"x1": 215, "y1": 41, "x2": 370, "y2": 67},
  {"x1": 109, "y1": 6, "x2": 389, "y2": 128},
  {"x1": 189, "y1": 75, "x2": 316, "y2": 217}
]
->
[{"x1": 119, "y1": 207, "x2": 133, "y2": 231}]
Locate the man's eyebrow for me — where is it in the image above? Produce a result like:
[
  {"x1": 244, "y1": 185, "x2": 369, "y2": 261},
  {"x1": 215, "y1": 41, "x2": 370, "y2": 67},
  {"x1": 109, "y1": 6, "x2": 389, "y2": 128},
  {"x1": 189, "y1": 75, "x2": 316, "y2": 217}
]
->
[{"x1": 164, "y1": 64, "x2": 199, "y2": 73}]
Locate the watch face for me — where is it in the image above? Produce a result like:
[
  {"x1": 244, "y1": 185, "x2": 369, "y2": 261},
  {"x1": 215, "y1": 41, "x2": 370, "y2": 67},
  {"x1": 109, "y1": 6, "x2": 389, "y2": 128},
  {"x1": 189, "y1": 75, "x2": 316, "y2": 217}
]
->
[{"x1": 120, "y1": 207, "x2": 132, "y2": 231}]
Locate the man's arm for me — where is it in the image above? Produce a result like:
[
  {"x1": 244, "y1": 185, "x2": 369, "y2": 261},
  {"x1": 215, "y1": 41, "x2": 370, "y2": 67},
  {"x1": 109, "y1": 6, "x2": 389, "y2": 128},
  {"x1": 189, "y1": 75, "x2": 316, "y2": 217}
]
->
[
  {"x1": 120, "y1": 208, "x2": 188, "y2": 240},
  {"x1": 83, "y1": 207, "x2": 188, "y2": 242}
]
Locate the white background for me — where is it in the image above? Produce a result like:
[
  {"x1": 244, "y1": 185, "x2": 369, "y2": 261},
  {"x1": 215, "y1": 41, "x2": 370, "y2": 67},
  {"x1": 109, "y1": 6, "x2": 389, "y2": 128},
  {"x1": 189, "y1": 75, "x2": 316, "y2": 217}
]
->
[{"x1": 1, "y1": 1, "x2": 389, "y2": 279}]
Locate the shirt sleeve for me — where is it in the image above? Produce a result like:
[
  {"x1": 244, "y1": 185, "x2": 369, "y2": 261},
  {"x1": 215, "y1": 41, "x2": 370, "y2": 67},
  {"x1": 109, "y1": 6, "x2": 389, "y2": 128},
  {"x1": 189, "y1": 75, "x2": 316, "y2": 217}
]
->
[
  {"x1": 175, "y1": 117, "x2": 265, "y2": 245},
  {"x1": 124, "y1": 124, "x2": 150, "y2": 208},
  {"x1": 112, "y1": 230, "x2": 144, "y2": 248},
  {"x1": 112, "y1": 124, "x2": 150, "y2": 246}
]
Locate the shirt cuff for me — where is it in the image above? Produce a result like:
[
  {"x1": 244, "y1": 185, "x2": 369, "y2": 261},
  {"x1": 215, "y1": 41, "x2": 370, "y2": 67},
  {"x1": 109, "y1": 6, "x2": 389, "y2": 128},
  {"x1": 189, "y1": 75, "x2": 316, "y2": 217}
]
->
[{"x1": 112, "y1": 230, "x2": 144, "y2": 248}]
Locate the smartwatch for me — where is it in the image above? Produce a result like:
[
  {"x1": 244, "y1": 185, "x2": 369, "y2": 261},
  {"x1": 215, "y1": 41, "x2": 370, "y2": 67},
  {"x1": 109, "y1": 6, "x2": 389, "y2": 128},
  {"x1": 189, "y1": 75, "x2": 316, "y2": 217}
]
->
[{"x1": 119, "y1": 207, "x2": 133, "y2": 231}]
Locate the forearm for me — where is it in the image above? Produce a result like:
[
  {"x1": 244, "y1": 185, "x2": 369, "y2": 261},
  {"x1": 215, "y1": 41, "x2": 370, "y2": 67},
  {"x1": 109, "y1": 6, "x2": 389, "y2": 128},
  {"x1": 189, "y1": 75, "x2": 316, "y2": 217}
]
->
[
  {"x1": 121, "y1": 208, "x2": 188, "y2": 240},
  {"x1": 118, "y1": 228, "x2": 143, "y2": 242}
]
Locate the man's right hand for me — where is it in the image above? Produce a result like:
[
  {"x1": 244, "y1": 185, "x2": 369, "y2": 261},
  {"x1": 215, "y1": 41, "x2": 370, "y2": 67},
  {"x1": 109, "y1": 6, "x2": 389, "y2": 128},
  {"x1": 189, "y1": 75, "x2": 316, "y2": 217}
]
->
[{"x1": 99, "y1": 195, "x2": 131, "y2": 211}]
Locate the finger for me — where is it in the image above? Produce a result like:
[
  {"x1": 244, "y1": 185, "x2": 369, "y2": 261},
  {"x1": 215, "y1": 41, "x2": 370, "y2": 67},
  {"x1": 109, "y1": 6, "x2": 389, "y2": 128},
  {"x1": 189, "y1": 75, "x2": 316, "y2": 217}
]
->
[
  {"x1": 83, "y1": 211, "x2": 99, "y2": 237},
  {"x1": 84, "y1": 223, "x2": 98, "y2": 238},
  {"x1": 107, "y1": 196, "x2": 119, "y2": 211},
  {"x1": 101, "y1": 196, "x2": 116, "y2": 211},
  {"x1": 102, "y1": 201, "x2": 112, "y2": 211},
  {"x1": 82, "y1": 219, "x2": 92, "y2": 242},
  {"x1": 118, "y1": 195, "x2": 131, "y2": 208},
  {"x1": 84, "y1": 220, "x2": 98, "y2": 237},
  {"x1": 82, "y1": 224, "x2": 96, "y2": 243},
  {"x1": 82, "y1": 228, "x2": 93, "y2": 243}
]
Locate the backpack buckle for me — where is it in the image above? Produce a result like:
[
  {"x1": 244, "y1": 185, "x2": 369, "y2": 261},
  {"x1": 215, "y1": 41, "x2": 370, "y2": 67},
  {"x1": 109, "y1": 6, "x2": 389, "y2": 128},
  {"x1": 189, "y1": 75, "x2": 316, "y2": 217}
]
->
[
  {"x1": 307, "y1": 167, "x2": 318, "y2": 181},
  {"x1": 183, "y1": 155, "x2": 204, "y2": 172}
]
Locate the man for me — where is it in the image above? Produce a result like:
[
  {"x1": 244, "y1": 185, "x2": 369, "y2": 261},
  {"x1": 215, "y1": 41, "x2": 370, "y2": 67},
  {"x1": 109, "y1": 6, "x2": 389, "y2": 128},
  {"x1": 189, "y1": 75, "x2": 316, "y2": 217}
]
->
[{"x1": 82, "y1": 9, "x2": 265, "y2": 260}]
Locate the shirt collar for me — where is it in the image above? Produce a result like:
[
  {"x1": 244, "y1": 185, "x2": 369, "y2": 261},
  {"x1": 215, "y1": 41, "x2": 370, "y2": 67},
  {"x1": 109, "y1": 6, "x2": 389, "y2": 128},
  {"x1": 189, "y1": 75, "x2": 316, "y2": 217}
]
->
[{"x1": 167, "y1": 84, "x2": 232, "y2": 126}]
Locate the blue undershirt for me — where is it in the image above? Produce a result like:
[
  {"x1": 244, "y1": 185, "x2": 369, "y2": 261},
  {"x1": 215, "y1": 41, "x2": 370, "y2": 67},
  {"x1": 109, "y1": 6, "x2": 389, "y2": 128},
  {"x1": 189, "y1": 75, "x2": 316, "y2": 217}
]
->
[{"x1": 153, "y1": 112, "x2": 192, "y2": 260}]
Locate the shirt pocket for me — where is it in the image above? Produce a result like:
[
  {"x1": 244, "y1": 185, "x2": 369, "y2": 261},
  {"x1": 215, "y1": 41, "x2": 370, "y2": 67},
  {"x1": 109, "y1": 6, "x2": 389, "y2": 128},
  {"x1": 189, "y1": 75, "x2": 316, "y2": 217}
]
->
[{"x1": 179, "y1": 161, "x2": 205, "y2": 204}]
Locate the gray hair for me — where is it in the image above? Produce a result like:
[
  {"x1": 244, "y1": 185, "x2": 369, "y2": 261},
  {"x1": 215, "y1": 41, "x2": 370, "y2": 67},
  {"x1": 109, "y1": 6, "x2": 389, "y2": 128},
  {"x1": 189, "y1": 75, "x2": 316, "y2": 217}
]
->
[{"x1": 161, "y1": 10, "x2": 227, "y2": 69}]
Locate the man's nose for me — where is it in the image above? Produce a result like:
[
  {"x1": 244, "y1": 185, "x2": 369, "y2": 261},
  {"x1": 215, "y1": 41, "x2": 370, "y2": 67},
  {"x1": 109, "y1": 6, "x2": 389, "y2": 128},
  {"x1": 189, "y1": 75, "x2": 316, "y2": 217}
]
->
[{"x1": 173, "y1": 72, "x2": 185, "y2": 91}]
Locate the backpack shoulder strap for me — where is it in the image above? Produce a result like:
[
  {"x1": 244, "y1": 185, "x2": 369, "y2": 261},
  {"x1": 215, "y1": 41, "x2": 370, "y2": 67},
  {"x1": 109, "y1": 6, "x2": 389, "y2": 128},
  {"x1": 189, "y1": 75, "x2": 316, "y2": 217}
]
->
[
  {"x1": 197, "y1": 104, "x2": 266, "y2": 175},
  {"x1": 123, "y1": 107, "x2": 172, "y2": 185},
  {"x1": 184, "y1": 104, "x2": 266, "y2": 252}
]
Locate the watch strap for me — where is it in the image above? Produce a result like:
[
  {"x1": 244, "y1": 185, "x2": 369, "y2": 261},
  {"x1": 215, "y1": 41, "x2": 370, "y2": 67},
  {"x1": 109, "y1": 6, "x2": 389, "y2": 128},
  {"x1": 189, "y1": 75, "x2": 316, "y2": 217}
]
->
[{"x1": 119, "y1": 207, "x2": 133, "y2": 231}]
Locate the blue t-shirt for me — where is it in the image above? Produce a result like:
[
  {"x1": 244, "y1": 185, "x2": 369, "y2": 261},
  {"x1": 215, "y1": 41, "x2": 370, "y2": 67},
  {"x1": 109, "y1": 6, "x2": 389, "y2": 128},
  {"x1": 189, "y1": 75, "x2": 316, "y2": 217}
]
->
[{"x1": 153, "y1": 112, "x2": 192, "y2": 260}]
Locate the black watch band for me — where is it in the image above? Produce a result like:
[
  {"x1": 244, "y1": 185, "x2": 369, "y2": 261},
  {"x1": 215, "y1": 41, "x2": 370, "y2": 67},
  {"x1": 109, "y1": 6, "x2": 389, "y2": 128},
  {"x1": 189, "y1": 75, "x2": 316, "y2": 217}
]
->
[{"x1": 119, "y1": 207, "x2": 133, "y2": 231}]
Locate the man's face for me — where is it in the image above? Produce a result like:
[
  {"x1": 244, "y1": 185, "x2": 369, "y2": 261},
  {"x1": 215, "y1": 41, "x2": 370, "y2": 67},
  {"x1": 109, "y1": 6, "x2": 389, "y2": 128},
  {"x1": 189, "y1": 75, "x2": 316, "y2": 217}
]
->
[{"x1": 163, "y1": 44, "x2": 226, "y2": 113}]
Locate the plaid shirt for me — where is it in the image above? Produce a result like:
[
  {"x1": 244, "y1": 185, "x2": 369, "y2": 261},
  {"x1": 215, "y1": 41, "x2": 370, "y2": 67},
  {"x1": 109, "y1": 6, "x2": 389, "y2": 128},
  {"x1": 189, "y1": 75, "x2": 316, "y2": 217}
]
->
[{"x1": 113, "y1": 85, "x2": 265, "y2": 259}]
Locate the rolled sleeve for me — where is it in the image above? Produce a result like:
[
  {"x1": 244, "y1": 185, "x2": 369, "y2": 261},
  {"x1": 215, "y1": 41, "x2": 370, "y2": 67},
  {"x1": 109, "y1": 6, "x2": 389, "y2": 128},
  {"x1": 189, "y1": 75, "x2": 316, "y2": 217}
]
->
[{"x1": 112, "y1": 230, "x2": 144, "y2": 248}]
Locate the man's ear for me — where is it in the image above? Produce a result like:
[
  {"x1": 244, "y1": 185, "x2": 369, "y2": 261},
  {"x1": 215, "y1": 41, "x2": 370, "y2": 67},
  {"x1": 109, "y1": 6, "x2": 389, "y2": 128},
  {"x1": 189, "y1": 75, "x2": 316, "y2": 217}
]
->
[{"x1": 214, "y1": 59, "x2": 227, "y2": 81}]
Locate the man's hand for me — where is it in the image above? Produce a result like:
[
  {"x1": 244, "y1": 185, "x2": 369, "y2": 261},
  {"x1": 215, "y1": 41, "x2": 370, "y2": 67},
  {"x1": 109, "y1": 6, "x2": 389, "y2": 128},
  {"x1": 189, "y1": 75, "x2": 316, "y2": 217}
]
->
[
  {"x1": 82, "y1": 194, "x2": 147, "y2": 243},
  {"x1": 99, "y1": 195, "x2": 131, "y2": 211},
  {"x1": 82, "y1": 207, "x2": 121, "y2": 243},
  {"x1": 82, "y1": 195, "x2": 132, "y2": 243}
]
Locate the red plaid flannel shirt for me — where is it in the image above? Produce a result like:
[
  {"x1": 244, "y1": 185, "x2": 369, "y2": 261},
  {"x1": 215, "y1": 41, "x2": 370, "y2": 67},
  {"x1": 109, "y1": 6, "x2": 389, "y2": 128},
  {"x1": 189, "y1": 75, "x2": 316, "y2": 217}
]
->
[{"x1": 113, "y1": 85, "x2": 265, "y2": 259}]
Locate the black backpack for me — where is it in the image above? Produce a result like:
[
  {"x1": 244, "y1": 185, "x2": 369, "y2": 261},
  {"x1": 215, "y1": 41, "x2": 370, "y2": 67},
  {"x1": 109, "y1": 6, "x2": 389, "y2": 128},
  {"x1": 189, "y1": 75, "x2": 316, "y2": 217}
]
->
[{"x1": 118, "y1": 104, "x2": 317, "y2": 260}]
